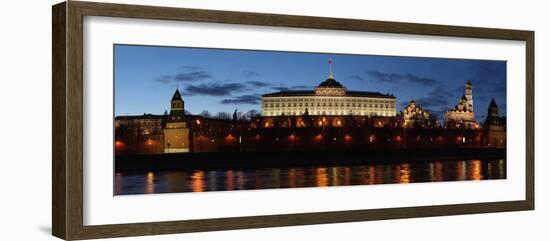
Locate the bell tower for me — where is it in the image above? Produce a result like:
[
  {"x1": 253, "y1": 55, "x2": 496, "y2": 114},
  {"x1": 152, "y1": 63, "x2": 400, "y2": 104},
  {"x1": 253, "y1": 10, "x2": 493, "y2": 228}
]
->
[
  {"x1": 169, "y1": 88, "x2": 184, "y2": 121},
  {"x1": 465, "y1": 80, "x2": 473, "y2": 111},
  {"x1": 164, "y1": 88, "x2": 190, "y2": 153},
  {"x1": 488, "y1": 98, "x2": 499, "y2": 117}
]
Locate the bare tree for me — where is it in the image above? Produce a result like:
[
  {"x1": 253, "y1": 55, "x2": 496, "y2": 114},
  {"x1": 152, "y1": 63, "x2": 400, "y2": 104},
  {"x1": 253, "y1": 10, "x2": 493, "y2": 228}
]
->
[
  {"x1": 215, "y1": 112, "x2": 231, "y2": 120},
  {"x1": 200, "y1": 110, "x2": 211, "y2": 118},
  {"x1": 245, "y1": 109, "x2": 260, "y2": 120}
]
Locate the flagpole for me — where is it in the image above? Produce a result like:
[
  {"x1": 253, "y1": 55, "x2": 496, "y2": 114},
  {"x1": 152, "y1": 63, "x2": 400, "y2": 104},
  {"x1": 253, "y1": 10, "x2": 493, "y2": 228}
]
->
[{"x1": 329, "y1": 58, "x2": 333, "y2": 78}]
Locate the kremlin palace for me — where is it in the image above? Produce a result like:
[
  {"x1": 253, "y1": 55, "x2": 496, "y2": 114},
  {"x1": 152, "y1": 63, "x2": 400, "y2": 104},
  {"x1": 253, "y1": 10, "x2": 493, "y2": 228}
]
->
[{"x1": 261, "y1": 70, "x2": 396, "y2": 117}]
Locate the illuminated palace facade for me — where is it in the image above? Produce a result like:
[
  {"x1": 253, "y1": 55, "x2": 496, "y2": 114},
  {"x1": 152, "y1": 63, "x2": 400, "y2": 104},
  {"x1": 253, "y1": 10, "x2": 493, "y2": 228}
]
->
[{"x1": 261, "y1": 65, "x2": 396, "y2": 117}]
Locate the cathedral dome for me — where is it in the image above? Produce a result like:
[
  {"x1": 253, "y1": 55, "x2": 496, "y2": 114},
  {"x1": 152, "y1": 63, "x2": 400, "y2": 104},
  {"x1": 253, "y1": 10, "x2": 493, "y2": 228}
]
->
[{"x1": 317, "y1": 78, "x2": 344, "y2": 88}]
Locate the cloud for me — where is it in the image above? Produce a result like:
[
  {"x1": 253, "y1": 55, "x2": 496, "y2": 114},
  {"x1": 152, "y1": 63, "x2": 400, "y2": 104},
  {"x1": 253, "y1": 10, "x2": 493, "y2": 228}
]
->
[
  {"x1": 291, "y1": 85, "x2": 314, "y2": 89},
  {"x1": 350, "y1": 75, "x2": 364, "y2": 81},
  {"x1": 399, "y1": 84, "x2": 452, "y2": 120},
  {"x1": 182, "y1": 65, "x2": 201, "y2": 70},
  {"x1": 220, "y1": 95, "x2": 261, "y2": 105},
  {"x1": 366, "y1": 71, "x2": 401, "y2": 84},
  {"x1": 242, "y1": 70, "x2": 260, "y2": 78},
  {"x1": 246, "y1": 80, "x2": 271, "y2": 87},
  {"x1": 174, "y1": 71, "x2": 212, "y2": 82},
  {"x1": 428, "y1": 84, "x2": 453, "y2": 97},
  {"x1": 366, "y1": 70, "x2": 439, "y2": 86},
  {"x1": 153, "y1": 66, "x2": 213, "y2": 84},
  {"x1": 185, "y1": 83, "x2": 248, "y2": 96},
  {"x1": 271, "y1": 87, "x2": 291, "y2": 92},
  {"x1": 269, "y1": 85, "x2": 313, "y2": 92},
  {"x1": 154, "y1": 75, "x2": 173, "y2": 84},
  {"x1": 416, "y1": 95, "x2": 449, "y2": 108}
]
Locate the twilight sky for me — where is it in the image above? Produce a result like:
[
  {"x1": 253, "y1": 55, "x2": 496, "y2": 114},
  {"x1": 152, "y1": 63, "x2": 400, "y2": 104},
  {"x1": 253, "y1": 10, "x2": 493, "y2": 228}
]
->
[{"x1": 114, "y1": 44, "x2": 507, "y2": 122}]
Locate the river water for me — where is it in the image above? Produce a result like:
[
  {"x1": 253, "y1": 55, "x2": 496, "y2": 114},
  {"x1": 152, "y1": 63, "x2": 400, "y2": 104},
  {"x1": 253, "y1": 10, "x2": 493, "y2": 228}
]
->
[{"x1": 115, "y1": 159, "x2": 505, "y2": 195}]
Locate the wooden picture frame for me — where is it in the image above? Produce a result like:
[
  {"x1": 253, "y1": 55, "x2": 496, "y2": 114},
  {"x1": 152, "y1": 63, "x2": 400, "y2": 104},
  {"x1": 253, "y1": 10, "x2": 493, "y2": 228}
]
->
[{"x1": 52, "y1": 1, "x2": 534, "y2": 240}]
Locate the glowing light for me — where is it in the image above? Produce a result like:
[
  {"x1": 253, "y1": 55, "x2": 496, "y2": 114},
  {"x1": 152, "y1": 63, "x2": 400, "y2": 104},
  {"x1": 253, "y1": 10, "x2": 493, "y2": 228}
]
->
[
  {"x1": 397, "y1": 163, "x2": 410, "y2": 183},
  {"x1": 226, "y1": 170, "x2": 234, "y2": 190},
  {"x1": 145, "y1": 172, "x2": 155, "y2": 194},
  {"x1": 195, "y1": 119, "x2": 201, "y2": 125},
  {"x1": 344, "y1": 134, "x2": 352, "y2": 142},
  {"x1": 470, "y1": 160, "x2": 482, "y2": 180},
  {"x1": 224, "y1": 134, "x2": 235, "y2": 143},
  {"x1": 288, "y1": 134, "x2": 296, "y2": 141},
  {"x1": 316, "y1": 167, "x2": 328, "y2": 187},
  {"x1": 314, "y1": 134, "x2": 323, "y2": 141},
  {"x1": 115, "y1": 140, "x2": 124, "y2": 148},
  {"x1": 191, "y1": 171, "x2": 205, "y2": 192}
]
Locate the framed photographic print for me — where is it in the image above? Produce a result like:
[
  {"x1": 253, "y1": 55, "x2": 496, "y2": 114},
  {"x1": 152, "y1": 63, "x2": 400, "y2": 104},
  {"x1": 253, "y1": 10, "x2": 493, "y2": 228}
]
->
[{"x1": 52, "y1": 1, "x2": 534, "y2": 240}]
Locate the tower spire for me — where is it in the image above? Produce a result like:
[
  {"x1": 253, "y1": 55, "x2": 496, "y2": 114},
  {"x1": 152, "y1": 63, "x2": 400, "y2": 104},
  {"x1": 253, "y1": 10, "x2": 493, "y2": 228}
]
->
[{"x1": 329, "y1": 58, "x2": 333, "y2": 79}]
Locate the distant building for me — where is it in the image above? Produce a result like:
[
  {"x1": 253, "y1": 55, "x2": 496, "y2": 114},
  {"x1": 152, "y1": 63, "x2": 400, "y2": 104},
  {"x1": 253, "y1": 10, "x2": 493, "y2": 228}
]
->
[
  {"x1": 114, "y1": 114, "x2": 165, "y2": 155},
  {"x1": 483, "y1": 98, "x2": 506, "y2": 147},
  {"x1": 261, "y1": 60, "x2": 396, "y2": 117},
  {"x1": 445, "y1": 80, "x2": 477, "y2": 129},
  {"x1": 163, "y1": 88, "x2": 190, "y2": 153},
  {"x1": 401, "y1": 100, "x2": 431, "y2": 128}
]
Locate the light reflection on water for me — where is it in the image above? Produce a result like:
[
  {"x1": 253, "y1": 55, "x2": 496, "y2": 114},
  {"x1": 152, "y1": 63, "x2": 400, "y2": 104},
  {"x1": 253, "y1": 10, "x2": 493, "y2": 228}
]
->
[{"x1": 115, "y1": 159, "x2": 506, "y2": 195}]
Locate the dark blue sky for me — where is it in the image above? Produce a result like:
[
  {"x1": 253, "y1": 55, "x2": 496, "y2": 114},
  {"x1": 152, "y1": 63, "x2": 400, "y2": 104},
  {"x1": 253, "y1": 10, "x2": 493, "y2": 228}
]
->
[{"x1": 114, "y1": 44, "x2": 506, "y2": 122}]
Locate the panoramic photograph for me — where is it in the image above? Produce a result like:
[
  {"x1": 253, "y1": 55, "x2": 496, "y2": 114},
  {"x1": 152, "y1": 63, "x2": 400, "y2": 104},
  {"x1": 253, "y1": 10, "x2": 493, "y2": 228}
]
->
[{"x1": 113, "y1": 44, "x2": 507, "y2": 195}]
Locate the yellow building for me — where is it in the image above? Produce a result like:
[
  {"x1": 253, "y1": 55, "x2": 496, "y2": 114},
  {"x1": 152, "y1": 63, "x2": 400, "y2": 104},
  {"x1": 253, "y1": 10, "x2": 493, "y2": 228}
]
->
[
  {"x1": 401, "y1": 100, "x2": 430, "y2": 128},
  {"x1": 445, "y1": 80, "x2": 477, "y2": 129},
  {"x1": 163, "y1": 88, "x2": 190, "y2": 153},
  {"x1": 261, "y1": 62, "x2": 396, "y2": 117}
]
